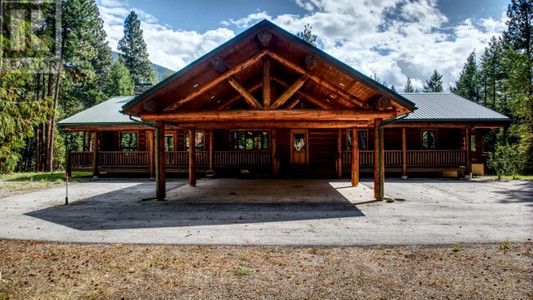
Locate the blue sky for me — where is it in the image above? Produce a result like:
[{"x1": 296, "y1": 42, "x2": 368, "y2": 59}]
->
[{"x1": 97, "y1": 0, "x2": 509, "y2": 91}]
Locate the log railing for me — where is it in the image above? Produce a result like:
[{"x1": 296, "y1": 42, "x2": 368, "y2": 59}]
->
[
  {"x1": 70, "y1": 151, "x2": 93, "y2": 168},
  {"x1": 166, "y1": 151, "x2": 209, "y2": 167},
  {"x1": 69, "y1": 150, "x2": 271, "y2": 169},
  {"x1": 99, "y1": 151, "x2": 149, "y2": 167},
  {"x1": 342, "y1": 150, "x2": 466, "y2": 167},
  {"x1": 214, "y1": 151, "x2": 271, "y2": 167},
  {"x1": 407, "y1": 150, "x2": 465, "y2": 166},
  {"x1": 69, "y1": 149, "x2": 465, "y2": 170}
]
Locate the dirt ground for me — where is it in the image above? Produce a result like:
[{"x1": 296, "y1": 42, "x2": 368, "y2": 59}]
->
[{"x1": 0, "y1": 240, "x2": 531, "y2": 299}]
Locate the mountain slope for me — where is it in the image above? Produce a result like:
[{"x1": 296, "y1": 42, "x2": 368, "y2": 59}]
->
[{"x1": 111, "y1": 51, "x2": 174, "y2": 82}]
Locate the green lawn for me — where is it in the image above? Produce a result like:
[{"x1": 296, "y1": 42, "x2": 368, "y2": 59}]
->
[
  {"x1": 0, "y1": 172, "x2": 91, "y2": 198},
  {"x1": 480, "y1": 175, "x2": 533, "y2": 181}
]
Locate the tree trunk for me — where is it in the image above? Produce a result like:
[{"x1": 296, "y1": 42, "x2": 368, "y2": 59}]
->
[{"x1": 46, "y1": 59, "x2": 63, "y2": 172}]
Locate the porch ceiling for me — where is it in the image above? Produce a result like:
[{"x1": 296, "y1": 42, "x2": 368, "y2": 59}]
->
[{"x1": 122, "y1": 20, "x2": 416, "y2": 125}]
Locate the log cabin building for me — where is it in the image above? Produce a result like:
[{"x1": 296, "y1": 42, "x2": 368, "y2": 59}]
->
[{"x1": 58, "y1": 20, "x2": 509, "y2": 200}]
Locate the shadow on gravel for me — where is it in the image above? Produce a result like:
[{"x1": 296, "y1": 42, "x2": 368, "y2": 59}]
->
[
  {"x1": 25, "y1": 180, "x2": 364, "y2": 230},
  {"x1": 493, "y1": 181, "x2": 533, "y2": 206}
]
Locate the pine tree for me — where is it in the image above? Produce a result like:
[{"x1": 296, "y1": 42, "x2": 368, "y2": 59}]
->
[
  {"x1": 404, "y1": 77, "x2": 415, "y2": 93},
  {"x1": 118, "y1": 11, "x2": 155, "y2": 83},
  {"x1": 423, "y1": 70, "x2": 443, "y2": 92},
  {"x1": 105, "y1": 57, "x2": 135, "y2": 97},
  {"x1": 451, "y1": 51, "x2": 480, "y2": 102},
  {"x1": 391, "y1": 85, "x2": 397, "y2": 92},
  {"x1": 297, "y1": 24, "x2": 317, "y2": 46}
]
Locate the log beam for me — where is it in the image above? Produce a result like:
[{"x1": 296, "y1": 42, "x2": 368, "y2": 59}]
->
[
  {"x1": 374, "y1": 118, "x2": 383, "y2": 199},
  {"x1": 163, "y1": 50, "x2": 268, "y2": 111},
  {"x1": 257, "y1": 30, "x2": 272, "y2": 47},
  {"x1": 465, "y1": 127, "x2": 472, "y2": 179},
  {"x1": 351, "y1": 128, "x2": 359, "y2": 186},
  {"x1": 210, "y1": 57, "x2": 227, "y2": 73},
  {"x1": 370, "y1": 96, "x2": 391, "y2": 111},
  {"x1": 209, "y1": 129, "x2": 214, "y2": 170},
  {"x1": 188, "y1": 129, "x2": 197, "y2": 187},
  {"x1": 227, "y1": 76, "x2": 263, "y2": 109},
  {"x1": 337, "y1": 129, "x2": 342, "y2": 179},
  {"x1": 263, "y1": 57, "x2": 271, "y2": 107},
  {"x1": 147, "y1": 130, "x2": 155, "y2": 178},
  {"x1": 268, "y1": 52, "x2": 371, "y2": 109},
  {"x1": 176, "y1": 120, "x2": 370, "y2": 129},
  {"x1": 272, "y1": 77, "x2": 334, "y2": 109},
  {"x1": 270, "y1": 75, "x2": 308, "y2": 109},
  {"x1": 285, "y1": 97, "x2": 301, "y2": 109},
  {"x1": 272, "y1": 129, "x2": 278, "y2": 176},
  {"x1": 156, "y1": 122, "x2": 166, "y2": 199},
  {"x1": 401, "y1": 128, "x2": 407, "y2": 179},
  {"x1": 214, "y1": 82, "x2": 262, "y2": 110},
  {"x1": 142, "y1": 109, "x2": 396, "y2": 123},
  {"x1": 92, "y1": 131, "x2": 99, "y2": 177}
]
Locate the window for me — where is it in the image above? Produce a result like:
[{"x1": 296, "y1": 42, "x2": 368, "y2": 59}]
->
[
  {"x1": 347, "y1": 130, "x2": 368, "y2": 150},
  {"x1": 120, "y1": 132, "x2": 137, "y2": 151},
  {"x1": 470, "y1": 135, "x2": 476, "y2": 152},
  {"x1": 164, "y1": 134, "x2": 175, "y2": 152},
  {"x1": 422, "y1": 130, "x2": 436, "y2": 149},
  {"x1": 184, "y1": 131, "x2": 205, "y2": 151},
  {"x1": 231, "y1": 130, "x2": 269, "y2": 150}
]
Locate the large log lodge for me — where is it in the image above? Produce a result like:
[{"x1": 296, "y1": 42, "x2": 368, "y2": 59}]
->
[{"x1": 59, "y1": 20, "x2": 509, "y2": 200}]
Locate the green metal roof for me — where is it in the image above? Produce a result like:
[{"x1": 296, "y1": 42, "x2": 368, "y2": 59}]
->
[
  {"x1": 400, "y1": 93, "x2": 509, "y2": 122},
  {"x1": 58, "y1": 96, "x2": 137, "y2": 126},
  {"x1": 58, "y1": 93, "x2": 509, "y2": 127}
]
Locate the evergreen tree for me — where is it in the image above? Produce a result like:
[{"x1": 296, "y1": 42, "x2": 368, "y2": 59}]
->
[
  {"x1": 391, "y1": 85, "x2": 397, "y2": 92},
  {"x1": 118, "y1": 11, "x2": 156, "y2": 83},
  {"x1": 423, "y1": 70, "x2": 443, "y2": 92},
  {"x1": 404, "y1": 77, "x2": 415, "y2": 93},
  {"x1": 506, "y1": 0, "x2": 533, "y2": 59},
  {"x1": 479, "y1": 37, "x2": 506, "y2": 110},
  {"x1": 104, "y1": 57, "x2": 135, "y2": 96},
  {"x1": 297, "y1": 24, "x2": 317, "y2": 46},
  {"x1": 451, "y1": 51, "x2": 481, "y2": 102},
  {"x1": 162, "y1": 69, "x2": 174, "y2": 81}
]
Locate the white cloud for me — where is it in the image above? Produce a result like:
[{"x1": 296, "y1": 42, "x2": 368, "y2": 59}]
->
[
  {"x1": 97, "y1": 0, "x2": 507, "y2": 91},
  {"x1": 97, "y1": 0, "x2": 235, "y2": 71}
]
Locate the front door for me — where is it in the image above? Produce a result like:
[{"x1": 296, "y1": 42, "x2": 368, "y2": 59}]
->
[{"x1": 290, "y1": 130, "x2": 308, "y2": 166}]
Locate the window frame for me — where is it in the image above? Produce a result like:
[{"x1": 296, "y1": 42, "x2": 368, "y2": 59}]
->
[
  {"x1": 119, "y1": 131, "x2": 139, "y2": 152},
  {"x1": 346, "y1": 129, "x2": 369, "y2": 150},
  {"x1": 184, "y1": 130, "x2": 205, "y2": 151},
  {"x1": 230, "y1": 129, "x2": 271, "y2": 151},
  {"x1": 164, "y1": 131, "x2": 176, "y2": 152},
  {"x1": 421, "y1": 129, "x2": 437, "y2": 150}
]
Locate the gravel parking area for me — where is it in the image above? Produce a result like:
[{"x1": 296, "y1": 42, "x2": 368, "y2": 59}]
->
[{"x1": 0, "y1": 178, "x2": 530, "y2": 246}]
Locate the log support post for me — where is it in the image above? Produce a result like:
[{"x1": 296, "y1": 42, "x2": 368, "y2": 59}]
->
[
  {"x1": 351, "y1": 128, "x2": 359, "y2": 186},
  {"x1": 209, "y1": 129, "x2": 214, "y2": 170},
  {"x1": 465, "y1": 127, "x2": 472, "y2": 179},
  {"x1": 147, "y1": 130, "x2": 155, "y2": 178},
  {"x1": 337, "y1": 129, "x2": 342, "y2": 179},
  {"x1": 272, "y1": 129, "x2": 278, "y2": 176},
  {"x1": 401, "y1": 128, "x2": 407, "y2": 179},
  {"x1": 156, "y1": 122, "x2": 166, "y2": 200},
  {"x1": 374, "y1": 118, "x2": 384, "y2": 199},
  {"x1": 92, "y1": 131, "x2": 99, "y2": 178},
  {"x1": 188, "y1": 129, "x2": 197, "y2": 187}
]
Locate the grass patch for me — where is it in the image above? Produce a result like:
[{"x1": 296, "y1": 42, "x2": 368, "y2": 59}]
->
[
  {"x1": 452, "y1": 242, "x2": 464, "y2": 253},
  {"x1": 0, "y1": 172, "x2": 91, "y2": 198},
  {"x1": 480, "y1": 175, "x2": 533, "y2": 181}
]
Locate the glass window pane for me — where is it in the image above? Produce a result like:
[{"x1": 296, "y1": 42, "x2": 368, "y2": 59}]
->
[
  {"x1": 422, "y1": 130, "x2": 436, "y2": 149},
  {"x1": 358, "y1": 130, "x2": 367, "y2": 150},
  {"x1": 294, "y1": 133, "x2": 305, "y2": 151},
  {"x1": 471, "y1": 135, "x2": 476, "y2": 152},
  {"x1": 121, "y1": 132, "x2": 137, "y2": 151}
]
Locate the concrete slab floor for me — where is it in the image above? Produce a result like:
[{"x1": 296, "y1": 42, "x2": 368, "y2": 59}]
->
[{"x1": 0, "y1": 178, "x2": 531, "y2": 246}]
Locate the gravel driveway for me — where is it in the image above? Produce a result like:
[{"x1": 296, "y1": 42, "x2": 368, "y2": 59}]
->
[{"x1": 0, "y1": 178, "x2": 531, "y2": 246}]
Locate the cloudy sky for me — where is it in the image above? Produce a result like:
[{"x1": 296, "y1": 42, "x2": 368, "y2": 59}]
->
[{"x1": 96, "y1": 0, "x2": 508, "y2": 92}]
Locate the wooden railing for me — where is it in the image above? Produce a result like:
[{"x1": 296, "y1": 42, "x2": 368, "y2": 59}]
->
[
  {"x1": 99, "y1": 151, "x2": 149, "y2": 167},
  {"x1": 407, "y1": 150, "x2": 465, "y2": 166},
  {"x1": 70, "y1": 151, "x2": 92, "y2": 168},
  {"x1": 70, "y1": 149, "x2": 465, "y2": 170},
  {"x1": 342, "y1": 150, "x2": 466, "y2": 167},
  {"x1": 214, "y1": 151, "x2": 271, "y2": 166},
  {"x1": 166, "y1": 151, "x2": 209, "y2": 167}
]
